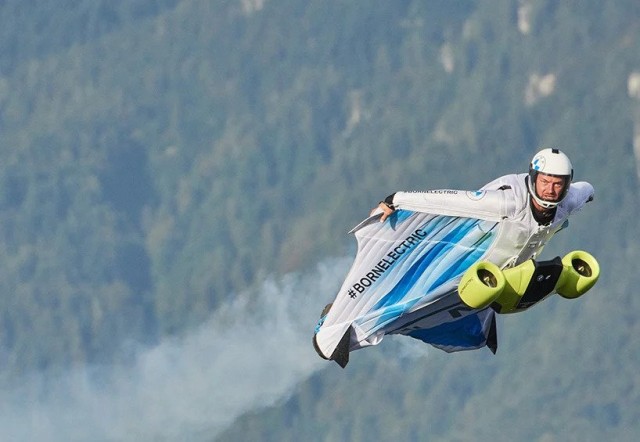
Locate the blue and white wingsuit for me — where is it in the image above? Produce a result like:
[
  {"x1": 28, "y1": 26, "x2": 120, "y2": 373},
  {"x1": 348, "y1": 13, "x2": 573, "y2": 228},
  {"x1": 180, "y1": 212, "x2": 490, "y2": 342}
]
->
[{"x1": 314, "y1": 173, "x2": 594, "y2": 364}]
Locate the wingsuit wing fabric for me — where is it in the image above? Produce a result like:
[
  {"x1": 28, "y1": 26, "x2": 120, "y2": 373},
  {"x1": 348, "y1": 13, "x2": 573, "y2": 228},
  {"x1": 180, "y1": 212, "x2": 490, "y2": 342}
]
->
[
  {"x1": 314, "y1": 178, "x2": 595, "y2": 364},
  {"x1": 314, "y1": 210, "x2": 499, "y2": 360}
]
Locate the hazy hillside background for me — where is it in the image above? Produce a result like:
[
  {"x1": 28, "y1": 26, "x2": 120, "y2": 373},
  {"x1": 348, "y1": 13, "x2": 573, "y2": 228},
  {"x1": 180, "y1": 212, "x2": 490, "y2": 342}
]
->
[{"x1": 1, "y1": 0, "x2": 639, "y2": 440}]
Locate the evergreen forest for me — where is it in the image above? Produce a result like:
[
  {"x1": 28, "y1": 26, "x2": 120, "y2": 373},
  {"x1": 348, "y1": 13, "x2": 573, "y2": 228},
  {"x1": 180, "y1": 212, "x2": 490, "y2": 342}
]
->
[{"x1": 1, "y1": 0, "x2": 639, "y2": 440}]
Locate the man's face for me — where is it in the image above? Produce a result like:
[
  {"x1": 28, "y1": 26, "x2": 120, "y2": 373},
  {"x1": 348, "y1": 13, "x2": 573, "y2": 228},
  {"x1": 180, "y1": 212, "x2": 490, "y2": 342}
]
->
[{"x1": 535, "y1": 173, "x2": 566, "y2": 203}]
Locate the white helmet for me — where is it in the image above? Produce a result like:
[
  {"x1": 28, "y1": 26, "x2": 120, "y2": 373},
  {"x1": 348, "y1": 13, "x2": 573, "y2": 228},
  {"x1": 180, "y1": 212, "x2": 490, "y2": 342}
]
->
[{"x1": 527, "y1": 148, "x2": 573, "y2": 209}]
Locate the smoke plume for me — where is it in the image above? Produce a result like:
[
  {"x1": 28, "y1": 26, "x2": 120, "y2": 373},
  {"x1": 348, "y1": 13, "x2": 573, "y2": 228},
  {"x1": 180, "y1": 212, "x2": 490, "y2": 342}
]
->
[{"x1": 0, "y1": 258, "x2": 351, "y2": 441}]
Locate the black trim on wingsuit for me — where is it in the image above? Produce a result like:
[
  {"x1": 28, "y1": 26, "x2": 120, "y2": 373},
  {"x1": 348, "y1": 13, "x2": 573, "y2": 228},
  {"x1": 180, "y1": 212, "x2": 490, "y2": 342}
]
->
[
  {"x1": 312, "y1": 335, "x2": 329, "y2": 361},
  {"x1": 312, "y1": 329, "x2": 351, "y2": 368},
  {"x1": 330, "y1": 328, "x2": 352, "y2": 368},
  {"x1": 487, "y1": 313, "x2": 498, "y2": 354}
]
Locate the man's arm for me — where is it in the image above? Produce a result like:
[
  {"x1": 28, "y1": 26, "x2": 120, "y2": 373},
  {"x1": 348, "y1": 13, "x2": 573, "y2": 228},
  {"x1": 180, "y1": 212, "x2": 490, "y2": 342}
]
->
[
  {"x1": 564, "y1": 181, "x2": 595, "y2": 212},
  {"x1": 376, "y1": 188, "x2": 511, "y2": 222}
]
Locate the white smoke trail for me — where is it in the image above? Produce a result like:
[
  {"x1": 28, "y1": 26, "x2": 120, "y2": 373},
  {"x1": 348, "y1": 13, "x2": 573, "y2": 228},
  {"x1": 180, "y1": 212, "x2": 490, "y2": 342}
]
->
[{"x1": 0, "y1": 258, "x2": 351, "y2": 442}]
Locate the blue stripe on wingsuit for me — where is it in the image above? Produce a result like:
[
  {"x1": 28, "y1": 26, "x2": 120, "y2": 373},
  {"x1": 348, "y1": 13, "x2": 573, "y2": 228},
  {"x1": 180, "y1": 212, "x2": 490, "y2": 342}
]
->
[
  {"x1": 424, "y1": 225, "x2": 497, "y2": 293},
  {"x1": 367, "y1": 215, "x2": 457, "y2": 303},
  {"x1": 362, "y1": 211, "x2": 437, "y2": 276},
  {"x1": 372, "y1": 217, "x2": 464, "y2": 310},
  {"x1": 359, "y1": 217, "x2": 468, "y2": 331},
  {"x1": 406, "y1": 313, "x2": 487, "y2": 349},
  {"x1": 370, "y1": 298, "x2": 421, "y2": 330},
  {"x1": 388, "y1": 209, "x2": 414, "y2": 228},
  {"x1": 358, "y1": 212, "x2": 433, "y2": 294},
  {"x1": 368, "y1": 220, "x2": 497, "y2": 331},
  {"x1": 372, "y1": 217, "x2": 479, "y2": 311}
]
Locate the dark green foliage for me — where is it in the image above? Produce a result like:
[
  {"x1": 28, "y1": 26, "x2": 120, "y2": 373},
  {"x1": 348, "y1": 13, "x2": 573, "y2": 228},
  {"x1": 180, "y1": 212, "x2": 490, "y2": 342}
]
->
[{"x1": 0, "y1": 0, "x2": 639, "y2": 440}]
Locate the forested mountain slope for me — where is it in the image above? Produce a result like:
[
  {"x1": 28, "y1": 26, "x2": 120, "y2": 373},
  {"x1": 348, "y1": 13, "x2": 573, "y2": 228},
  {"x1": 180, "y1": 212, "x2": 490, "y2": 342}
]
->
[{"x1": 0, "y1": 0, "x2": 639, "y2": 440}]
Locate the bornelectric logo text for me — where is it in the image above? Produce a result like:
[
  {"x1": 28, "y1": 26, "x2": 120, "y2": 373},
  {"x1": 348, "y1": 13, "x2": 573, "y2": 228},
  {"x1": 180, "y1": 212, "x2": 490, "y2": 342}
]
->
[{"x1": 347, "y1": 227, "x2": 428, "y2": 299}]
